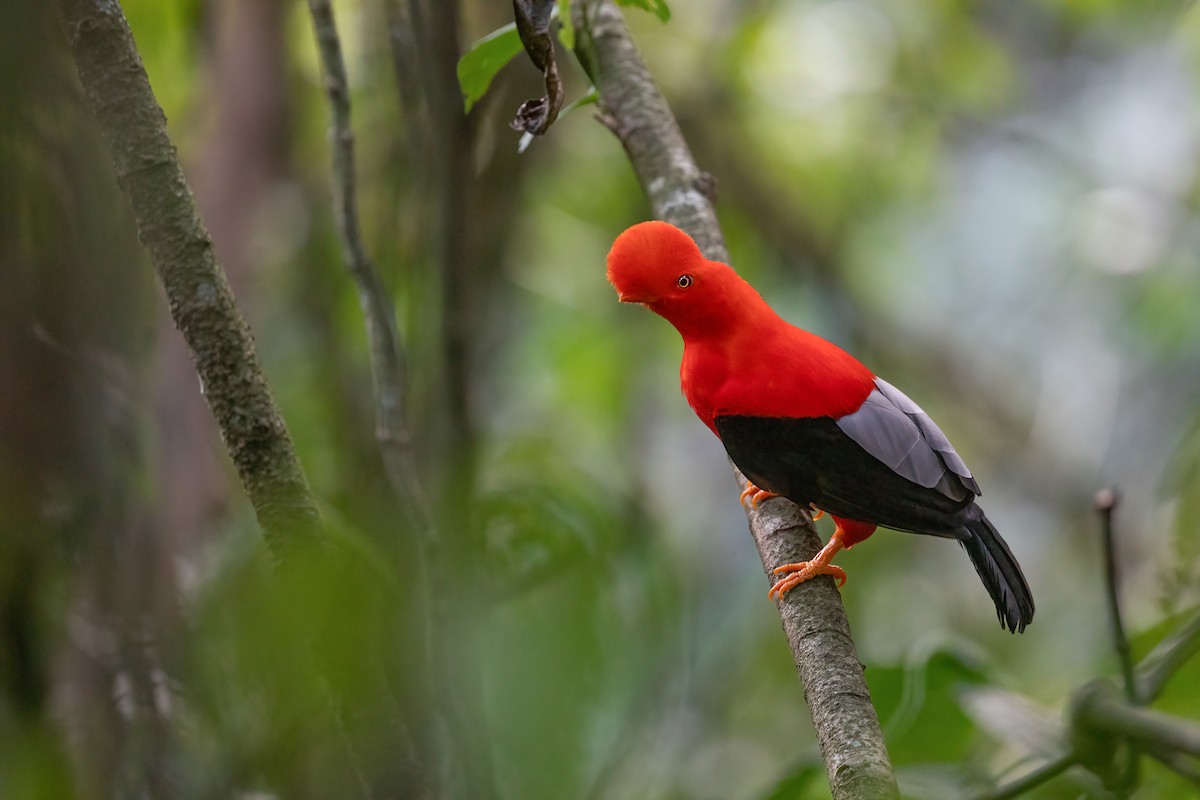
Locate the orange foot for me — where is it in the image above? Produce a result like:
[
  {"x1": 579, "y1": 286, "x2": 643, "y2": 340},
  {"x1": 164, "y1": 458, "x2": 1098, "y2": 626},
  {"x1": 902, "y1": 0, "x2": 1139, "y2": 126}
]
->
[
  {"x1": 739, "y1": 482, "x2": 781, "y2": 508},
  {"x1": 768, "y1": 526, "x2": 850, "y2": 601}
]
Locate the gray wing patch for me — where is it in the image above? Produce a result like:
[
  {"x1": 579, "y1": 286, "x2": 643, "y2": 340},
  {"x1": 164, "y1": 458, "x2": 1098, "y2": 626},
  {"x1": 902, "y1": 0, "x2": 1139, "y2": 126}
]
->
[{"x1": 836, "y1": 377, "x2": 980, "y2": 501}]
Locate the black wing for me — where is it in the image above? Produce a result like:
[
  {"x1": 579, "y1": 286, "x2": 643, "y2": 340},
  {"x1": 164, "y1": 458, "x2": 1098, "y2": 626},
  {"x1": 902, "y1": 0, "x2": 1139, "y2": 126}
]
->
[
  {"x1": 715, "y1": 379, "x2": 1035, "y2": 632},
  {"x1": 715, "y1": 413, "x2": 976, "y2": 537}
]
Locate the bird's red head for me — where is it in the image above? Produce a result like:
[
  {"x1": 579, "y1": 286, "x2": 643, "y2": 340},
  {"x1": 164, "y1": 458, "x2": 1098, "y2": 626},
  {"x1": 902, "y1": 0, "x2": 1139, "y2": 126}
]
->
[
  {"x1": 606, "y1": 221, "x2": 705, "y2": 303},
  {"x1": 607, "y1": 220, "x2": 760, "y2": 338}
]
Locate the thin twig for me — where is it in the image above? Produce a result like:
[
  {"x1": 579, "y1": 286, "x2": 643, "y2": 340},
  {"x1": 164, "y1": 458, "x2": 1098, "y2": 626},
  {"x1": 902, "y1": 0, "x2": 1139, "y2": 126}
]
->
[
  {"x1": 1094, "y1": 488, "x2": 1141, "y2": 792},
  {"x1": 380, "y1": 3, "x2": 502, "y2": 797},
  {"x1": 975, "y1": 496, "x2": 1200, "y2": 797},
  {"x1": 302, "y1": 2, "x2": 442, "y2": 793},
  {"x1": 572, "y1": 3, "x2": 898, "y2": 798},
  {"x1": 303, "y1": 0, "x2": 431, "y2": 534},
  {"x1": 972, "y1": 753, "x2": 1078, "y2": 800},
  {"x1": 1096, "y1": 488, "x2": 1137, "y2": 704}
]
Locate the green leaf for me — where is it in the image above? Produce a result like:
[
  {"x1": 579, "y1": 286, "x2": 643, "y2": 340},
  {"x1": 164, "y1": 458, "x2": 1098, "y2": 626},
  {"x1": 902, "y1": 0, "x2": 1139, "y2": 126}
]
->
[
  {"x1": 616, "y1": 0, "x2": 670, "y2": 22},
  {"x1": 456, "y1": 22, "x2": 523, "y2": 113},
  {"x1": 556, "y1": 0, "x2": 574, "y2": 50},
  {"x1": 870, "y1": 644, "x2": 992, "y2": 765}
]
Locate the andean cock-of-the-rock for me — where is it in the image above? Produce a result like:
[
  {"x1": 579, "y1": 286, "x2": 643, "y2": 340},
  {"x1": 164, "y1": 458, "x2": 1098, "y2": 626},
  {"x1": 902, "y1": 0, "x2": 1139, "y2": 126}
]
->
[{"x1": 606, "y1": 220, "x2": 1034, "y2": 633}]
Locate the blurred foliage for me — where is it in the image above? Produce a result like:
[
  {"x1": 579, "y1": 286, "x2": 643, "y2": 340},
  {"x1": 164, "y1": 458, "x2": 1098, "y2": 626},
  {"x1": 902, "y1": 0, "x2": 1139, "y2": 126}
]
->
[
  {"x1": 617, "y1": 0, "x2": 670, "y2": 24},
  {"x1": 4, "y1": 0, "x2": 1200, "y2": 798}
]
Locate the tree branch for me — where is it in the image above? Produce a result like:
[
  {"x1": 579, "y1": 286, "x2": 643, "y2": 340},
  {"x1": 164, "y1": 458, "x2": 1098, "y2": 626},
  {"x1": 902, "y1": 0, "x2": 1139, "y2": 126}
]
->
[
  {"x1": 973, "y1": 494, "x2": 1200, "y2": 796},
  {"x1": 972, "y1": 753, "x2": 1078, "y2": 800},
  {"x1": 745, "y1": 498, "x2": 901, "y2": 799},
  {"x1": 1081, "y1": 693, "x2": 1200, "y2": 757},
  {"x1": 57, "y1": 0, "x2": 322, "y2": 558},
  {"x1": 55, "y1": 3, "x2": 397, "y2": 795},
  {"x1": 573, "y1": 3, "x2": 898, "y2": 797}
]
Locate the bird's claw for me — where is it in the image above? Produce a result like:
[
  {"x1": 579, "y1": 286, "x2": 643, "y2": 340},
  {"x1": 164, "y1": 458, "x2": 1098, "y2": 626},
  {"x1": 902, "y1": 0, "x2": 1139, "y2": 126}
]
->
[
  {"x1": 739, "y1": 483, "x2": 781, "y2": 508},
  {"x1": 768, "y1": 560, "x2": 848, "y2": 600},
  {"x1": 809, "y1": 505, "x2": 825, "y2": 522}
]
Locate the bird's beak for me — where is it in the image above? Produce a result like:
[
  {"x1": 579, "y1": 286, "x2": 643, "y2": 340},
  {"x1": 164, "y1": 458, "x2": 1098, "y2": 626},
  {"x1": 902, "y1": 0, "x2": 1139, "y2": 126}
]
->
[{"x1": 617, "y1": 291, "x2": 650, "y2": 304}]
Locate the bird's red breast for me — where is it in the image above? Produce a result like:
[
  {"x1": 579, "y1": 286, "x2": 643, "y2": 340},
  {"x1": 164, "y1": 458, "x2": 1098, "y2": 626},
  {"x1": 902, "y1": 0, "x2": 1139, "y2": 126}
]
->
[
  {"x1": 606, "y1": 220, "x2": 874, "y2": 432},
  {"x1": 682, "y1": 325, "x2": 875, "y2": 433}
]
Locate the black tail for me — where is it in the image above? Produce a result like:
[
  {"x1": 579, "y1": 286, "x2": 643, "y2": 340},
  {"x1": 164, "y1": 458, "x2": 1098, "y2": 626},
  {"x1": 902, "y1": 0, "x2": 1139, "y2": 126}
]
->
[{"x1": 958, "y1": 508, "x2": 1034, "y2": 633}]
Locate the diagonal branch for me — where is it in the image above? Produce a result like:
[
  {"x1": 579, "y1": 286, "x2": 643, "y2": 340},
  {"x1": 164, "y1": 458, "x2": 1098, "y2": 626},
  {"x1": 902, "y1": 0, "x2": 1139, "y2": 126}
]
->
[
  {"x1": 973, "y1": 753, "x2": 1078, "y2": 800},
  {"x1": 572, "y1": 3, "x2": 898, "y2": 798},
  {"x1": 55, "y1": 3, "x2": 392, "y2": 795},
  {"x1": 57, "y1": 0, "x2": 322, "y2": 559},
  {"x1": 1077, "y1": 686, "x2": 1200, "y2": 757},
  {"x1": 59, "y1": 4, "x2": 441, "y2": 796}
]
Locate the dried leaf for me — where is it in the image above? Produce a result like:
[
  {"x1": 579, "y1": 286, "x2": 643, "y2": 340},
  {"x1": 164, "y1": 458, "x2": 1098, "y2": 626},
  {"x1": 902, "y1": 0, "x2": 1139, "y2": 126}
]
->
[{"x1": 510, "y1": 0, "x2": 564, "y2": 141}]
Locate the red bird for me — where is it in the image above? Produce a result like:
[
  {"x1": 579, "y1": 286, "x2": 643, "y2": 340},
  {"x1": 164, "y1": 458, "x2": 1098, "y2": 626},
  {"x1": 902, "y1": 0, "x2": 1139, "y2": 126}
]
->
[{"x1": 607, "y1": 220, "x2": 1034, "y2": 633}]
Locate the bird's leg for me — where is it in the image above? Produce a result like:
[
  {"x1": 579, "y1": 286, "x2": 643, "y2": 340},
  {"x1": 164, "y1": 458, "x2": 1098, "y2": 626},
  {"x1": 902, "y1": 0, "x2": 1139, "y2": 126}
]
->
[
  {"x1": 768, "y1": 525, "x2": 850, "y2": 601},
  {"x1": 739, "y1": 481, "x2": 780, "y2": 508}
]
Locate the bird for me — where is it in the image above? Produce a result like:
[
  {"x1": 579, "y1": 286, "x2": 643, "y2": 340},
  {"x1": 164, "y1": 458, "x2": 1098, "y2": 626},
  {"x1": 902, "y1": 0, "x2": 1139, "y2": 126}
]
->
[{"x1": 606, "y1": 220, "x2": 1034, "y2": 633}]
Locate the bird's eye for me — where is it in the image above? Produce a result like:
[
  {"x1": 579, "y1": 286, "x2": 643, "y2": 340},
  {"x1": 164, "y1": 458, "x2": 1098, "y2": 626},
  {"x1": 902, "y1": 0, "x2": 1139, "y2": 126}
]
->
[{"x1": 677, "y1": 274, "x2": 693, "y2": 289}]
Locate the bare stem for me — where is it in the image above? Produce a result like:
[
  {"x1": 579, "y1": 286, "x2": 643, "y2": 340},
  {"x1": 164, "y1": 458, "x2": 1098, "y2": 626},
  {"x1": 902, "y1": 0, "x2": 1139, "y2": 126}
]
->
[
  {"x1": 573, "y1": 3, "x2": 897, "y2": 797},
  {"x1": 302, "y1": 0, "x2": 444, "y2": 792},
  {"x1": 1094, "y1": 488, "x2": 1143, "y2": 791},
  {"x1": 1096, "y1": 488, "x2": 1137, "y2": 704},
  {"x1": 303, "y1": 0, "x2": 431, "y2": 534},
  {"x1": 972, "y1": 754, "x2": 1078, "y2": 800}
]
